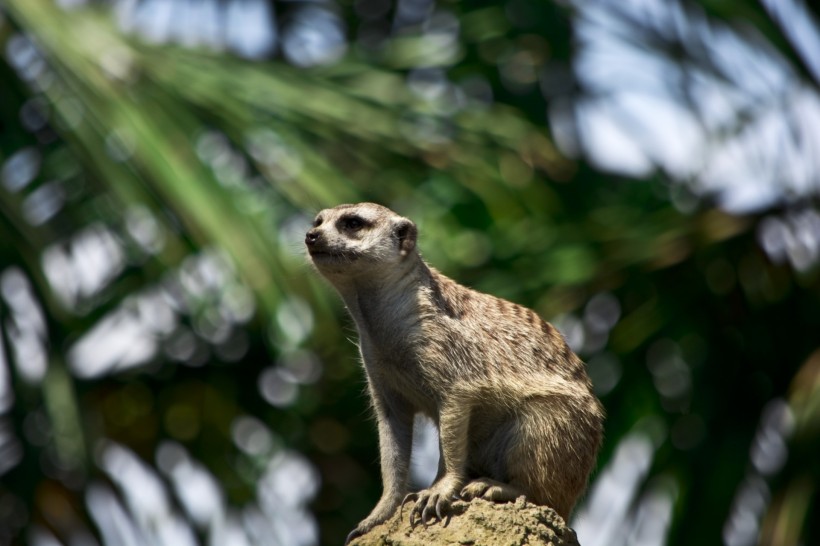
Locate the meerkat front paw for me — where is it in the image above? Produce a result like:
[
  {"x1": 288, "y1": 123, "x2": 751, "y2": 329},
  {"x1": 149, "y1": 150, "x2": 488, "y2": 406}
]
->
[{"x1": 402, "y1": 480, "x2": 461, "y2": 526}]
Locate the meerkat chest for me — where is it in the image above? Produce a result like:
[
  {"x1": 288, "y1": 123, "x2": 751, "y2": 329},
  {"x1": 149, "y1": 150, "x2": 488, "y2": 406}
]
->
[{"x1": 359, "y1": 333, "x2": 441, "y2": 412}]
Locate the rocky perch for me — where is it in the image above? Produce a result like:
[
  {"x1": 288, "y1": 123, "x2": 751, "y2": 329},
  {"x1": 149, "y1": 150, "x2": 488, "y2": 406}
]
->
[{"x1": 348, "y1": 497, "x2": 581, "y2": 546}]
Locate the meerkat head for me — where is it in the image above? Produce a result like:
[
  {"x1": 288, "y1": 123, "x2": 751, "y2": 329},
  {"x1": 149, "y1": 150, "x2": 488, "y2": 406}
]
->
[{"x1": 305, "y1": 203, "x2": 418, "y2": 280}]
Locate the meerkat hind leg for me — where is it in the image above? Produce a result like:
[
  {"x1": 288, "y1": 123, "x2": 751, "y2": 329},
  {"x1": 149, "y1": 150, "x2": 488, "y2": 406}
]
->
[{"x1": 460, "y1": 478, "x2": 525, "y2": 503}]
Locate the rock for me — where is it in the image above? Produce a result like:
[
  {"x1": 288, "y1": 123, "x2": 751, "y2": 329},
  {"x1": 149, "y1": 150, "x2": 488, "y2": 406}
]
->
[{"x1": 348, "y1": 497, "x2": 581, "y2": 546}]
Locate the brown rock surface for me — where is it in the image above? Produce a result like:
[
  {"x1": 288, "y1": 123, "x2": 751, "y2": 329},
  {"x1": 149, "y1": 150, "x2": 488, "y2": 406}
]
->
[{"x1": 348, "y1": 497, "x2": 581, "y2": 546}]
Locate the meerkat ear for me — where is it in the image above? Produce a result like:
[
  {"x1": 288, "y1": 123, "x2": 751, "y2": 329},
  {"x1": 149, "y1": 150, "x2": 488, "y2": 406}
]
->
[{"x1": 394, "y1": 218, "x2": 418, "y2": 256}]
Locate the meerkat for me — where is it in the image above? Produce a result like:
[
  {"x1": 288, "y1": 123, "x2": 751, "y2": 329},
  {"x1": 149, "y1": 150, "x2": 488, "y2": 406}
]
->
[{"x1": 305, "y1": 203, "x2": 604, "y2": 544}]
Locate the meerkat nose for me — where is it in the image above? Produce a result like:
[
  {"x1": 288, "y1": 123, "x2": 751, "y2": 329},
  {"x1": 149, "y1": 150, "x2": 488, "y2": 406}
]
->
[{"x1": 305, "y1": 229, "x2": 320, "y2": 246}]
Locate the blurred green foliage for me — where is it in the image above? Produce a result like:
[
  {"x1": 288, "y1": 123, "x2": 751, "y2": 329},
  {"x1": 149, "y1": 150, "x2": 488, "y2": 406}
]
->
[{"x1": 0, "y1": 0, "x2": 818, "y2": 545}]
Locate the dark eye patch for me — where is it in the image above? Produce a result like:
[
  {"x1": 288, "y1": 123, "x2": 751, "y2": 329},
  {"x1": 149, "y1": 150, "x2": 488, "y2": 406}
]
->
[{"x1": 339, "y1": 215, "x2": 370, "y2": 231}]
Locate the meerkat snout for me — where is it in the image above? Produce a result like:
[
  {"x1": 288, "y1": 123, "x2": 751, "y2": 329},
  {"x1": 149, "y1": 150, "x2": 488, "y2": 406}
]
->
[{"x1": 304, "y1": 229, "x2": 320, "y2": 246}]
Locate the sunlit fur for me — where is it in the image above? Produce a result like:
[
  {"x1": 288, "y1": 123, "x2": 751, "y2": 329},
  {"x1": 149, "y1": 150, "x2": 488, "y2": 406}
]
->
[{"x1": 306, "y1": 203, "x2": 604, "y2": 543}]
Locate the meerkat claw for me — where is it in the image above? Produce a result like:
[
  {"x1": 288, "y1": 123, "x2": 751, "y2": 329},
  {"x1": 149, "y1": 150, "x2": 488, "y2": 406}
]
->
[
  {"x1": 401, "y1": 492, "x2": 418, "y2": 507},
  {"x1": 436, "y1": 502, "x2": 445, "y2": 521},
  {"x1": 401, "y1": 492, "x2": 419, "y2": 522},
  {"x1": 344, "y1": 528, "x2": 363, "y2": 545},
  {"x1": 411, "y1": 505, "x2": 424, "y2": 527}
]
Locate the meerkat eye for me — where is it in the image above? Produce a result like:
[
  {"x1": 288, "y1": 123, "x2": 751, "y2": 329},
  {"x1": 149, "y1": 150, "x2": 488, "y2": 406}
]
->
[
  {"x1": 313, "y1": 217, "x2": 323, "y2": 227},
  {"x1": 343, "y1": 217, "x2": 365, "y2": 230}
]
